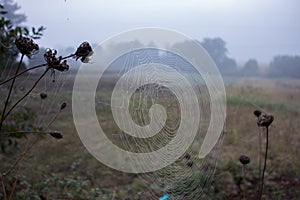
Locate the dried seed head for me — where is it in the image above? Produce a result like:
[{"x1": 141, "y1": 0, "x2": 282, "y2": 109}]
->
[
  {"x1": 56, "y1": 60, "x2": 69, "y2": 71},
  {"x1": 186, "y1": 161, "x2": 193, "y2": 168},
  {"x1": 15, "y1": 36, "x2": 39, "y2": 57},
  {"x1": 184, "y1": 153, "x2": 191, "y2": 160},
  {"x1": 257, "y1": 114, "x2": 274, "y2": 127},
  {"x1": 74, "y1": 42, "x2": 93, "y2": 63},
  {"x1": 39, "y1": 195, "x2": 47, "y2": 200},
  {"x1": 253, "y1": 110, "x2": 262, "y2": 118},
  {"x1": 49, "y1": 131, "x2": 63, "y2": 139},
  {"x1": 44, "y1": 49, "x2": 69, "y2": 71},
  {"x1": 39, "y1": 92, "x2": 47, "y2": 100},
  {"x1": 239, "y1": 155, "x2": 250, "y2": 165},
  {"x1": 60, "y1": 102, "x2": 67, "y2": 110}
]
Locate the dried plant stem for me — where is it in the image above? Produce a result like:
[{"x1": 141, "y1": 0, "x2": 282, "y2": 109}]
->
[
  {"x1": 258, "y1": 126, "x2": 269, "y2": 200},
  {"x1": 33, "y1": 99, "x2": 43, "y2": 128},
  {"x1": 3, "y1": 138, "x2": 39, "y2": 177},
  {"x1": 7, "y1": 139, "x2": 29, "y2": 200},
  {"x1": 0, "y1": 131, "x2": 48, "y2": 135},
  {"x1": 1, "y1": 173, "x2": 7, "y2": 200},
  {"x1": 242, "y1": 165, "x2": 247, "y2": 200},
  {"x1": 45, "y1": 110, "x2": 61, "y2": 130},
  {"x1": 8, "y1": 166, "x2": 21, "y2": 200},
  {"x1": 61, "y1": 54, "x2": 76, "y2": 60},
  {"x1": 2, "y1": 68, "x2": 50, "y2": 122},
  {"x1": 258, "y1": 128, "x2": 262, "y2": 190},
  {"x1": 0, "y1": 64, "x2": 46, "y2": 86},
  {"x1": 0, "y1": 54, "x2": 75, "y2": 86},
  {"x1": 0, "y1": 54, "x2": 24, "y2": 132}
]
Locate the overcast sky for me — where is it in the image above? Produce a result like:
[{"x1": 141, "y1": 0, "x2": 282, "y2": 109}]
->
[{"x1": 17, "y1": 0, "x2": 300, "y2": 64}]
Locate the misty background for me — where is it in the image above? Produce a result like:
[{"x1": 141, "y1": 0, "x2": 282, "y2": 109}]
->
[{"x1": 2, "y1": 0, "x2": 300, "y2": 78}]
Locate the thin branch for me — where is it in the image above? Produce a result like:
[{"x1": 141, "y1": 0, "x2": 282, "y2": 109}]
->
[
  {"x1": 0, "y1": 54, "x2": 75, "y2": 86},
  {"x1": 0, "y1": 131, "x2": 48, "y2": 135},
  {"x1": 0, "y1": 173, "x2": 7, "y2": 200},
  {"x1": 258, "y1": 126, "x2": 269, "y2": 200},
  {"x1": 61, "y1": 54, "x2": 75, "y2": 60},
  {"x1": 0, "y1": 54, "x2": 24, "y2": 131},
  {"x1": 8, "y1": 139, "x2": 29, "y2": 200},
  {"x1": 45, "y1": 110, "x2": 61, "y2": 130},
  {"x1": 8, "y1": 167, "x2": 20, "y2": 200},
  {"x1": 242, "y1": 165, "x2": 247, "y2": 200},
  {"x1": 258, "y1": 128, "x2": 262, "y2": 192},
  {"x1": 3, "y1": 138, "x2": 39, "y2": 177},
  {"x1": 2, "y1": 68, "x2": 50, "y2": 122},
  {"x1": 0, "y1": 64, "x2": 46, "y2": 86}
]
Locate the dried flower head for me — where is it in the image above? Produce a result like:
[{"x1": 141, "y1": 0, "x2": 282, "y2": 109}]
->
[
  {"x1": 49, "y1": 131, "x2": 63, "y2": 139},
  {"x1": 60, "y1": 102, "x2": 67, "y2": 110},
  {"x1": 186, "y1": 161, "x2": 193, "y2": 168},
  {"x1": 239, "y1": 155, "x2": 250, "y2": 165},
  {"x1": 44, "y1": 49, "x2": 69, "y2": 71},
  {"x1": 15, "y1": 36, "x2": 39, "y2": 57},
  {"x1": 39, "y1": 92, "x2": 47, "y2": 100},
  {"x1": 254, "y1": 110, "x2": 262, "y2": 118},
  {"x1": 184, "y1": 153, "x2": 191, "y2": 160},
  {"x1": 74, "y1": 42, "x2": 93, "y2": 63},
  {"x1": 257, "y1": 114, "x2": 274, "y2": 127}
]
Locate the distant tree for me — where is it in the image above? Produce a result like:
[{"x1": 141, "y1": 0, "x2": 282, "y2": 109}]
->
[
  {"x1": 269, "y1": 55, "x2": 300, "y2": 78},
  {"x1": 0, "y1": 1, "x2": 44, "y2": 70},
  {"x1": 200, "y1": 37, "x2": 237, "y2": 75},
  {"x1": 242, "y1": 59, "x2": 259, "y2": 76},
  {"x1": 1, "y1": 0, "x2": 26, "y2": 24}
]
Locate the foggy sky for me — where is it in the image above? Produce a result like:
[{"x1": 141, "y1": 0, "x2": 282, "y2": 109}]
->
[{"x1": 17, "y1": 0, "x2": 300, "y2": 64}]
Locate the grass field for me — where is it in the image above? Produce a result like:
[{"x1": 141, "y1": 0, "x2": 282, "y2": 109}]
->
[{"x1": 1, "y1": 72, "x2": 300, "y2": 199}]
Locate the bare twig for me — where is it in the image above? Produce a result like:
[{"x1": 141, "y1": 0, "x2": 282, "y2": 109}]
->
[
  {"x1": 8, "y1": 166, "x2": 20, "y2": 200},
  {"x1": 45, "y1": 110, "x2": 61, "y2": 130},
  {"x1": 2, "y1": 68, "x2": 50, "y2": 122},
  {"x1": 0, "y1": 54, "x2": 74, "y2": 86},
  {"x1": 0, "y1": 131, "x2": 48, "y2": 135},
  {"x1": 3, "y1": 138, "x2": 39, "y2": 177},
  {"x1": 0, "y1": 173, "x2": 7, "y2": 200},
  {"x1": 239, "y1": 155, "x2": 250, "y2": 200},
  {"x1": 0, "y1": 54, "x2": 24, "y2": 131},
  {"x1": 258, "y1": 128, "x2": 262, "y2": 191},
  {"x1": 242, "y1": 165, "x2": 246, "y2": 200},
  {"x1": 258, "y1": 126, "x2": 269, "y2": 200},
  {"x1": 8, "y1": 139, "x2": 29, "y2": 200},
  {"x1": 0, "y1": 64, "x2": 46, "y2": 86}
]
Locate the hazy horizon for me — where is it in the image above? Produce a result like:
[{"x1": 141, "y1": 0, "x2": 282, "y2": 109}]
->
[{"x1": 16, "y1": 0, "x2": 300, "y2": 64}]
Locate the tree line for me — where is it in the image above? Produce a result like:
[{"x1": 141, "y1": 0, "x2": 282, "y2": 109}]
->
[
  {"x1": 201, "y1": 37, "x2": 300, "y2": 78},
  {"x1": 1, "y1": 1, "x2": 299, "y2": 79}
]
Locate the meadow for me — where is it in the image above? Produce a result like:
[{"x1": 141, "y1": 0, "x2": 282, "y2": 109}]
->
[{"x1": 1, "y1": 72, "x2": 300, "y2": 199}]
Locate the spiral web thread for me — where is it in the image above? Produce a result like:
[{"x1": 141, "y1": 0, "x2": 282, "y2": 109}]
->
[{"x1": 96, "y1": 48, "x2": 225, "y2": 199}]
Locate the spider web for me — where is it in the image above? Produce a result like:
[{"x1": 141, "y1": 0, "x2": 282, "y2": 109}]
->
[{"x1": 96, "y1": 48, "x2": 225, "y2": 199}]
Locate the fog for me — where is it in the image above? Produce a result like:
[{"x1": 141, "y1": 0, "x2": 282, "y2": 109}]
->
[{"x1": 16, "y1": 0, "x2": 300, "y2": 64}]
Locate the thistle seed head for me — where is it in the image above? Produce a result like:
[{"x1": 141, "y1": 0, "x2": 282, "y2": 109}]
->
[
  {"x1": 239, "y1": 155, "x2": 250, "y2": 165},
  {"x1": 257, "y1": 114, "x2": 274, "y2": 127},
  {"x1": 44, "y1": 49, "x2": 69, "y2": 71},
  {"x1": 74, "y1": 42, "x2": 93, "y2": 63},
  {"x1": 184, "y1": 153, "x2": 191, "y2": 160},
  {"x1": 186, "y1": 161, "x2": 193, "y2": 168},
  {"x1": 15, "y1": 36, "x2": 39, "y2": 57},
  {"x1": 253, "y1": 110, "x2": 262, "y2": 118}
]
